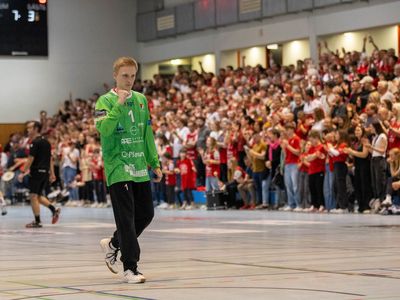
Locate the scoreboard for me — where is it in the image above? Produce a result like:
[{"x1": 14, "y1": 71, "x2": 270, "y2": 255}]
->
[{"x1": 0, "y1": 0, "x2": 48, "y2": 56}]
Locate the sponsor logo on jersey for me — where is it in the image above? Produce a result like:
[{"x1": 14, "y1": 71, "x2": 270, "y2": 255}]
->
[
  {"x1": 116, "y1": 123, "x2": 125, "y2": 134},
  {"x1": 130, "y1": 126, "x2": 139, "y2": 136},
  {"x1": 121, "y1": 138, "x2": 133, "y2": 145},
  {"x1": 124, "y1": 164, "x2": 148, "y2": 177},
  {"x1": 139, "y1": 103, "x2": 144, "y2": 110},
  {"x1": 94, "y1": 109, "x2": 107, "y2": 122},
  {"x1": 121, "y1": 151, "x2": 145, "y2": 158}
]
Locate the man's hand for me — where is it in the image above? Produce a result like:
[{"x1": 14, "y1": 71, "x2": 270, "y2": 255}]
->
[
  {"x1": 117, "y1": 89, "x2": 130, "y2": 105},
  {"x1": 393, "y1": 181, "x2": 400, "y2": 191},
  {"x1": 153, "y1": 168, "x2": 163, "y2": 183},
  {"x1": 50, "y1": 173, "x2": 56, "y2": 183}
]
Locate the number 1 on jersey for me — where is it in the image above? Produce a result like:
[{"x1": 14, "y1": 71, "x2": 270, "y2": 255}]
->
[{"x1": 128, "y1": 110, "x2": 135, "y2": 123}]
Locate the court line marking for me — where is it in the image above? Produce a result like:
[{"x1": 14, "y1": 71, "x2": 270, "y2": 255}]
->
[
  {"x1": 1, "y1": 282, "x2": 156, "y2": 300},
  {"x1": 191, "y1": 258, "x2": 400, "y2": 280},
  {"x1": 107, "y1": 285, "x2": 365, "y2": 297}
]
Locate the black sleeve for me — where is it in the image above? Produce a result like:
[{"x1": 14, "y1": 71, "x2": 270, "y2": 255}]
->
[
  {"x1": 271, "y1": 147, "x2": 282, "y2": 170},
  {"x1": 29, "y1": 141, "x2": 38, "y2": 158}
]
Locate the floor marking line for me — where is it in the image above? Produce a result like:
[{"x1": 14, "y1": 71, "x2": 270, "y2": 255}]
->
[
  {"x1": 120, "y1": 285, "x2": 365, "y2": 297},
  {"x1": 191, "y1": 258, "x2": 400, "y2": 280}
]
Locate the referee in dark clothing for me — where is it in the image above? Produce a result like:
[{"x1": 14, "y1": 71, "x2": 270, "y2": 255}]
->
[{"x1": 21, "y1": 121, "x2": 60, "y2": 228}]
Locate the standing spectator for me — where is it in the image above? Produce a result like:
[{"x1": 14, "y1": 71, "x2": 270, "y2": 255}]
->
[
  {"x1": 184, "y1": 121, "x2": 198, "y2": 162},
  {"x1": 306, "y1": 131, "x2": 327, "y2": 212},
  {"x1": 80, "y1": 151, "x2": 94, "y2": 206},
  {"x1": 298, "y1": 141, "x2": 311, "y2": 211},
  {"x1": 323, "y1": 129, "x2": 336, "y2": 212},
  {"x1": 91, "y1": 148, "x2": 107, "y2": 207},
  {"x1": 328, "y1": 130, "x2": 349, "y2": 213},
  {"x1": 344, "y1": 126, "x2": 372, "y2": 213},
  {"x1": 163, "y1": 152, "x2": 177, "y2": 209},
  {"x1": 200, "y1": 137, "x2": 220, "y2": 192},
  {"x1": 195, "y1": 117, "x2": 209, "y2": 186},
  {"x1": 61, "y1": 139, "x2": 80, "y2": 204},
  {"x1": 264, "y1": 129, "x2": 282, "y2": 210},
  {"x1": 245, "y1": 133, "x2": 267, "y2": 208},
  {"x1": 367, "y1": 121, "x2": 388, "y2": 212},
  {"x1": 175, "y1": 149, "x2": 196, "y2": 209},
  {"x1": 280, "y1": 123, "x2": 301, "y2": 211}
]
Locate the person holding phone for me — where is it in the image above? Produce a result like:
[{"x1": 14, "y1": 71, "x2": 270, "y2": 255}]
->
[{"x1": 95, "y1": 57, "x2": 162, "y2": 284}]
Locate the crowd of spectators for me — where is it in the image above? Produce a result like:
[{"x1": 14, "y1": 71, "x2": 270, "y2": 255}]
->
[{"x1": 1, "y1": 36, "x2": 400, "y2": 215}]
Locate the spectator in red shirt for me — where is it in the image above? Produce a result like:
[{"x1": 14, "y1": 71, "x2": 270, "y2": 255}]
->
[
  {"x1": 327, "y1": 130, "x2": 349, "y2": 213},
  {"x1": 281, "y1": 123, "x2": 301, "y2": 211},
  {"x1": 184, "y1": 121, "x2": 198, "y2": 161},
  {"x1": 91, "y1": 148, "x2": 107, "y2": 207},
  {"x1": 163, "y1": 152, "x2": 177, "y2": 209},
  {"x1": 298, "y1": 141, "x2": 311, "y2": 210},
  {"x1": 306, "y1": 131, "x2": 327, "y2": 212},
  {"x1": 387, "y1": 103, "x2": 400, "y2": 151},
  {"x1": 200, "y1": 137, "x2": 220, "y2": 192},
  {"x1": 175, "y1": 149, "x2": 197, "y2": 210}
]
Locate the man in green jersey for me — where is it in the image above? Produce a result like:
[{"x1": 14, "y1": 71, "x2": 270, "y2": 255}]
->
[{"x1": 96, "y1": 57, "x2": 162, "y2": 284}]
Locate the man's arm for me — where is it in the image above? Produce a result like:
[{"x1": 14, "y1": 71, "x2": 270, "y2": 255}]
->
[
  {"x1": 95, "y1": 95, "x2": 124, "y2": 137},
  {"x1": 22, "y1": 156, "x2": 34, "y2": 174}
]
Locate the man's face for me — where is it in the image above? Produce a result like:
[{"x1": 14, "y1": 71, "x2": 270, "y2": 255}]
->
[
  {"x1": 294, "y1": 94, "x2": 302, "y2": 106},
  {"x1": 351, "y1": 81, "x2": 360, "y2": 91},
  {"x1": 196, "y1": 119, "x2": 204, "y2": 128},
  {"x1": 26, "y1": 122, "x2": 36, "y2": 137},
  {"x1": 113, "y1": 65, "x2": 136, "y2": 91}
]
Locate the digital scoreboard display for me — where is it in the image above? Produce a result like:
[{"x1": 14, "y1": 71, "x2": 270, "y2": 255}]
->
[{"x1": 0, "y1": 0, "x2": 48, "y2": 56}]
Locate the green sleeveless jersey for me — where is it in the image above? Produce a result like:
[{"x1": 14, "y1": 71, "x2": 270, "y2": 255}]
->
[{"x1": 95, "y1": 89, "x2": 159, "y2": 186}]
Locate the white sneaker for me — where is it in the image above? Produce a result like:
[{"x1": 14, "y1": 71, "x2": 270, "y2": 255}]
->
[
  {"x1": 123, "y1": 269, "x2": 146, "y2": 283},
  {"x1": 0, "y1": 197, "x2": 7, "y2": 216},
  {"x1": 157, "y1": 202, "x2": 169, "y2": 209},
  {"x1": 369, "y1": 198, "x2": 377, "y2": 209},
  {"x1": 185, "y1": 205, "x2": 193, "y2": 210},
  {"x1": 283, "y1": 206, "x2": 293, "y2": 212},
  {"x1": 1, "y1": 205, "x2": 7, "y2": 216},
  {"x1": 293, "y1": 207, "x2": 303, "y2": 212},
  {"x1": 382, "y1": 196, "x2": 392, "y2": 207},
  {"x1": 100, "y1": 238, "x2": 119, "y2": 274}
]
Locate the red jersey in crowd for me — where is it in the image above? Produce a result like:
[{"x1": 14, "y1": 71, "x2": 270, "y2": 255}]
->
[
  {"x1": 284, "y1": 134, "x2": 301, "y2": 164},
  {"x1": 185, "y1": 131, "x2": 198, "y2": 160},
  {"x1": 165, "y1": 160, "x2": 176, "y2": 186},
  {"x1": 219, "y1": 146, "x2": 227, "y2": 165},
  {"x1": 296, "y1": 122, "x2": 311, "y2": 140},
  {"x1": 91, "y1": 156, "x2": 104, "y2": 181},
  {"x1": 177, "y1": 158, "x2": 196, "y2": 190},
  {"x1": 331, "y1": 143, "x2": 348, "y2": 164},
  {"x1": 205, "y1": 149, "x2": 220, "y2": 178},
  {"x1": 308, "y1": 144, "x2": 326, "y2": 175},
  {"x1": 387, "y1": 120, "x2": 400, "y2": 151}
]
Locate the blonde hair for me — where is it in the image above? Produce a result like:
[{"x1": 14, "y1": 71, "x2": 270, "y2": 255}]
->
[
  {"x1": 393, "y1": 103, "x2": 400, "y2": 121},
  {"x1": 389, "y1": 148, "x2": 400, "y2": 177},
  {"x1": 113, "y1": 56, "x2": 138, "y2": 73},
  {"x1": 227, "y1": 157, "x2": 239, "y2": 182}
]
